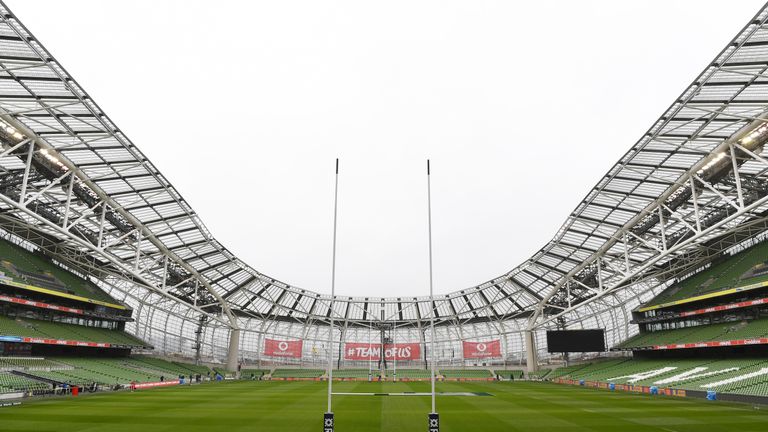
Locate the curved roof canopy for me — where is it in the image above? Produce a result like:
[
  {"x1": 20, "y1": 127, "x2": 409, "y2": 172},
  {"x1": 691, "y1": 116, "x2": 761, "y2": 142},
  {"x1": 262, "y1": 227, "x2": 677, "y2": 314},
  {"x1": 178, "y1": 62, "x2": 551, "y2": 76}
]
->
[{"x1": 1, "y1": 2, "x2": 768, "y2": 330}]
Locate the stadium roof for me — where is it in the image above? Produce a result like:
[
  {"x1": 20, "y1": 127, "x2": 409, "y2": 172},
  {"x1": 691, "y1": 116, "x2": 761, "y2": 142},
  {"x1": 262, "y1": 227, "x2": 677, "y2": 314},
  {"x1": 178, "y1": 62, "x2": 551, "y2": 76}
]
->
[{"x1": 2, "y1": 1, "x2": 768, "y2": 330}]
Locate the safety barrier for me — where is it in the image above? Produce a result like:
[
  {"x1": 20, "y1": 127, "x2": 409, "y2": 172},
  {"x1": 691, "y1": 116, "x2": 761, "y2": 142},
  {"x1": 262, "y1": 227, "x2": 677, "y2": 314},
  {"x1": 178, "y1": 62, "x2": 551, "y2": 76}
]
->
[{"x1": 552, "y1": 378, "x2": 687, "y2": 397}]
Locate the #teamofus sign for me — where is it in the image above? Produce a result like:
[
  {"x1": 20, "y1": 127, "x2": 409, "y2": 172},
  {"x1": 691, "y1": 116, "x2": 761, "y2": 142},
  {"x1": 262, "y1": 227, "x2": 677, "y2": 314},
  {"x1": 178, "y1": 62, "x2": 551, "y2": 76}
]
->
[
  {"x1": 344, "y1": 342, "x2": 420, "y2": 361},
  {"x1": 462, "y1": 340, "x2": 501, "y2": 359},
  {"x1": 263, "y1": 338, "x2": 303, "y2": 358}
]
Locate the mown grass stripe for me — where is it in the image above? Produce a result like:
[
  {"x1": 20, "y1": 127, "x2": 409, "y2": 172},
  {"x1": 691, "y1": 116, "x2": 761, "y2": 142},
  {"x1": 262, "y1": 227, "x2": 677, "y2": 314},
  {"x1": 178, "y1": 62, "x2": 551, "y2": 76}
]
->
[{"x1": 1, "y1": 380, "x2": 767, "y2": 431}]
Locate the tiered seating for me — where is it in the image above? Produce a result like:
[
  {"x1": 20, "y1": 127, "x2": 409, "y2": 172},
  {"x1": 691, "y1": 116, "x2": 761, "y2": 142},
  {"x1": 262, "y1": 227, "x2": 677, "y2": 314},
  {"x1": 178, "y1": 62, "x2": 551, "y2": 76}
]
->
[
  {"x1": 557, "y1": 359, "x2": 683, "y2": 383},
  {"x1": 0, "y1": 357, "x2": 67, "y2": 370},
  {"x1": 618, "y1": 317, "x2": 768, "y2": 349},
  {"x1": 240, "y1": 369, "x2": 268, "y2": 378},
  {"x1": 0, "y1": 372, "x2": 48, "y2": 392},
  {"x1": 728, "y1": 376, "x2": 768, "y2": 396},
  {"x1": 128, "y1": 356, "x2": 207, "y2": 377},
  {"x1": 392, "y1": 369, "x2": 431, "y2": 379},
  {"x1": 173, "y1": 361, "x2": 211, "y2": 376},
  {"x1": 647, "y1": 241, "x2": 768, "y2": 306},
  {"x1": 0, "y1": 315, "x2": 147, "y2": 346},
  {"x1": 548, "y1": 359, "x2": 624, "y2": 380},
  {"x1": 495, "y1": 369, "x2": 525, "y2": 379},
  {"x1": 658, "y1": 359, "x2": 766, "y2": 391},
  {"x1": 0, "y1": 239, "x2": 117, "y2": 304},
  {"x1": 332, "y1": 369, "x2": 371, "y2": 378},
  {"x1": 440, "y1": 369, "x2": 492, "y2": 378},
  {"x1": 551, "y1": 358, "x2": 768, "y2": 397},
  {"x1": 30, "y1": 368, "x2": 122, "y2": 386},
  {"x1": 93, "y1": 359, "x2": 170, "y2": 381},
  {"x1": 19, "y1": 357, "x2": 208, "y2": 385},
  {"x1": 271, "y1": 369, "x2": 323, "y2": 378},
  {"x1": 52, "y1": 358, "x2": 160, "y2": 384},
  {"x1": 526, "y1": 370, "x2": 549, "y2": 379}
]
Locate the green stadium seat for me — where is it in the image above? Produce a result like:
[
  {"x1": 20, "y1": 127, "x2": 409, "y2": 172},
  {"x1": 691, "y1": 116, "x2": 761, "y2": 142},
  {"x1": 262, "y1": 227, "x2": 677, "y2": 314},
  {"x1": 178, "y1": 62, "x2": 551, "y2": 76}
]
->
[
  {"x1": 0, "y1": 314, "x2": 147, "y2": 346},
  {"x1": 550, "y1": 357, "x2": 768, "y2": 397},
  {"x1": 618, "y1": 317, "x2": 768, "y2": 349},
  {"x1": 271, "y1": 369, "x2": 324, "y2": 378},
  {"x1": 0, "y1": 239, "x2": 118, "y2": 304},
  {"x1": 440, "y1": 369, "x2": 492, "y2": 378},
  {"x1": 645, "y1": 241, "x2": 768, "y2": 307}
]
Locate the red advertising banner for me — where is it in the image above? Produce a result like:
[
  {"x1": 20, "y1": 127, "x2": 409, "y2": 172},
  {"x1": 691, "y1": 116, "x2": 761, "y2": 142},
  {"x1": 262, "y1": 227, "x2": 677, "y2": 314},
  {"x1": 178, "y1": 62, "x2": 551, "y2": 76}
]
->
[
  {"x1": 0, "y1": 294, "x2": 84, "y2": 314},
  {"x1": 133, "y1": 380, "x2": 180, "y2": 389},
  {"x1": 344, "y1": 343, "x2": 421, "y2": 361},
  {"x1": 22, "y1": 337, "x2": 111, "y2": 348},
  {"x1": 679, "y1": 297, "x2": 768, "y2": 318},
  {"x1": 0, "y1": 336, "x2": 142, "y2": 349},
  {"x1": 263, "y1": 338, "x2": 303, "y2": 358},
  {"x1": 653, "y1": 337, "x2": 768, "y2": 350},
  {"x1": 462, "y1": 340, "x2": 501, "y2": 359}
]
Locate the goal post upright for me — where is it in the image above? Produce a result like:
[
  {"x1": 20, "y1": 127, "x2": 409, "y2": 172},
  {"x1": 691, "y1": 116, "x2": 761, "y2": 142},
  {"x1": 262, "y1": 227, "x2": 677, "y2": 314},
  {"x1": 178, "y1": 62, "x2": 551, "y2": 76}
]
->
[
  {"x1": 426, "y1": 159, "x2": 440, "y2": 432},
  {"x1": 324, "y1": 158, "x2": 340, "y2": 432}
]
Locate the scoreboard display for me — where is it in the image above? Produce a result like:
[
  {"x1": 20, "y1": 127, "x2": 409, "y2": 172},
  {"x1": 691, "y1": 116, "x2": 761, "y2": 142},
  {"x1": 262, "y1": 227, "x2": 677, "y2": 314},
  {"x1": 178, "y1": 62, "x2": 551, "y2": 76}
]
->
[{"x1": 546, "y1": 329, "x2": 606, "y2": 352}]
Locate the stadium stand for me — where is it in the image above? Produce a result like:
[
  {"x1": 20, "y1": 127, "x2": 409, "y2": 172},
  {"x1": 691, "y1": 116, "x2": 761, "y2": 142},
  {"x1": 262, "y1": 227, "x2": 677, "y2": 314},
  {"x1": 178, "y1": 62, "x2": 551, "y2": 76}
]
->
[
  {"x1": 617, "y1": 317, "x2": 768, "y2": 349},
  {"x1": 271, "y1": 369, "x2": 324, "y2": 378},
  {"x1": 616, "y1": 238, "x2": 768, "y2": 359},
  {"x1": 645, "y1": 241, "x2": 768, "y2": 308},
  {"x1": 0, "y1": 357, "x2": 65, "y2": 371},
  {"x1": 173, "y1": 361, "x2": 212, "y2": 376},
  {"x1": 240, "y1": 368, "x2": 268, "y2": 379},
  {"x1": 440, "y1": 369, "x2": 493, "y2": 378},
  {"x1": 0, "y1": 372, "x2": 49, "y2": 392},
  {"x1": 525, "y1": 369, "x2": 549, "y2": 380},
  {"x1": 0, "y1": 240, "x2": 210, "y2": 392},
  {"x1": 0, "y1": 235, "x2": 146, "y2": 367},
  {"x1": 331, "y1": 369, "x2": 373, "y2": 378},
  {"x1": 549, "y1": 359, "x2": 631, "y2": 379},
  {"x1": 0, "y1": 239, "x2": 118, "y2": 305},
  {"x1": 0, "y1": 315, "x2": 147, "y2": 347},
  {"x1": 0, "y1": 357, "x2": 211, "y2": 390},
  {"x1": 551, "y1": 358, "x2": 768, "y2": 397},
  {"x1": 389, "y1": 369, "x2": 431, "y2": 379},
  {"x1": 595, "y1": 240, "x2": 768, "y2": 399},
  {"x1": 127, "y1": 356, "x2": 206, "y2": 377},
  {"x1": 498, "y1": 370, "x2": 525, "y2": 380},
  {"x1": 29, "y1": 367, "x2": 126, "y2": 386}
]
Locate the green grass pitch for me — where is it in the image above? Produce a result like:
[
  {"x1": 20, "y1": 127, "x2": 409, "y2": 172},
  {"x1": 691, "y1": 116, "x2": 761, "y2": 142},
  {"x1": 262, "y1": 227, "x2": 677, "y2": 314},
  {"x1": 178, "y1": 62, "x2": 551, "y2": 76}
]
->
[{"x1": 1, "y1": 381, "x2": 767, "y2": 431}]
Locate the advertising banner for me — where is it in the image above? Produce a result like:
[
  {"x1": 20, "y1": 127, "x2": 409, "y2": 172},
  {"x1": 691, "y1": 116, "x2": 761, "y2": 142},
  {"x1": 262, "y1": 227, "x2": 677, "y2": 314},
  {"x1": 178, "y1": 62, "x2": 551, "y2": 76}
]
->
[
  {"x1": 133, "y1": 380, "x2": 181, "y2": 389},
  {"x1": 264, "y1": 338, "x2": 303, "y2": 358},
  {"x1": 343, "y1": 342, "x2": 420, "y2": 361},
  {"x1": 0, "y1": 294, "x2": 84, "y2": 314},
  {"x1": 654, "y1": 338, "x2": 768, "y2": 350},
  {"x1": 21, "y1": 337, "x2": 110, "y2": 347},
  {"x1": 679, "y1": 297, "x2": 768, "y2": 318},
  {"x1": 462, "y1": 340, "x2": 501, "y2": 359},
  {"x1": 638, "y1": 280, "x2": 768, "y2": 312}
]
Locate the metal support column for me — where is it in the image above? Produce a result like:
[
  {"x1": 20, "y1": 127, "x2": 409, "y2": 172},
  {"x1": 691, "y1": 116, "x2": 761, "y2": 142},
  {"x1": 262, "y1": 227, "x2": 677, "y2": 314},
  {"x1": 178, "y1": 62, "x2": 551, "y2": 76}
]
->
[
  {"x1": 524, "y1": 330, "x2": 537, "y2": 374},
  {"x1": 18, "y1": 140, "x2": 34, "y2": 204},
  {"x1": 227, "y1": 328, "x2": 241, "y2": 373}
]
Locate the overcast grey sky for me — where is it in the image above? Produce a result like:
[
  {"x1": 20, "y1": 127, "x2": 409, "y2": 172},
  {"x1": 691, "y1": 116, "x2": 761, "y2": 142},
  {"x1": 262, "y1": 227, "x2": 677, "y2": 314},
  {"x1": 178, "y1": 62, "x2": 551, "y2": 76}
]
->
[{"x1": 6, "y1": 0, "x2": 765, "y2": 298}]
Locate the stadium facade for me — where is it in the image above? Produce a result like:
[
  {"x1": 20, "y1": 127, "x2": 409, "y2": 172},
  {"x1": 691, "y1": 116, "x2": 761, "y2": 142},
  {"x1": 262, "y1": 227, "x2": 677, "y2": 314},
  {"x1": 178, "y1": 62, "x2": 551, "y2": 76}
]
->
[{"x1": 1, "y1": 0, "x2": 768, "y2": 374}]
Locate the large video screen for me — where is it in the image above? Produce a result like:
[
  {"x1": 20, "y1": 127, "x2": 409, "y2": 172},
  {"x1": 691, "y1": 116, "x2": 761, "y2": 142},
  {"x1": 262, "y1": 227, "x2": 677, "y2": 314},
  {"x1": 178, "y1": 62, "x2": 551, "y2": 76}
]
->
[{"x1": 546, "y1": 329, "x2": 605, "y2": 352}]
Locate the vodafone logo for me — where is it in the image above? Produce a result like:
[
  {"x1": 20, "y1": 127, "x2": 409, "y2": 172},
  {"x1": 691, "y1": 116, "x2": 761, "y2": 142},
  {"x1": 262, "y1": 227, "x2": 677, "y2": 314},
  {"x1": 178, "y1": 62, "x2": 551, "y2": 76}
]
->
[
  {"x1": 264, "y1": 339, "x2": 303, "y2": 358},
  {"x1": 463, "y1": 340, "x2": 500, "y2": 359}
]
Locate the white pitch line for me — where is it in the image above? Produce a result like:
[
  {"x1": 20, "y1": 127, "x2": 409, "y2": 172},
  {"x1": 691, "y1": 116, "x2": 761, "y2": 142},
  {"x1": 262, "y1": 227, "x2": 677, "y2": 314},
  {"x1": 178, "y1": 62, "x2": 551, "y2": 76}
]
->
[{"x1": 332, "y1": 392, "x2": 485, "y2": 397}]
